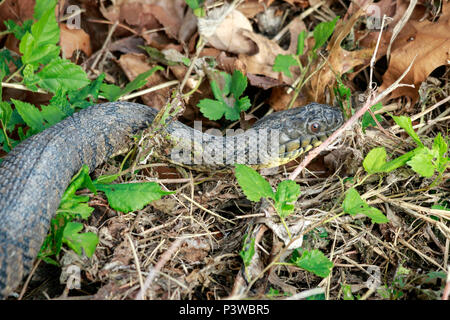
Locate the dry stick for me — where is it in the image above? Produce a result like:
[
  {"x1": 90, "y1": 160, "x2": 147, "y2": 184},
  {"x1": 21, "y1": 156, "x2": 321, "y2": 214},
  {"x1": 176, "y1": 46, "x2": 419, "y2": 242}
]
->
[
  {"x1": 89, "y1": 20, "x2": 118, "y2": 73},
  {"x1": 18, "y1": 259, "x2": 42, "y2": 300},
  {"x1": 391, "y1": 95, "x2": 450, "y2": 133},
  {"x1": 135, "y1": 238, "x2": 183, "y2": 300},
  {"x1": 127, "y1": 234, "x2": 145, "y2": 296},
  {"x1": 288, "y1": 56, "x2": 416, "y2": 181}
]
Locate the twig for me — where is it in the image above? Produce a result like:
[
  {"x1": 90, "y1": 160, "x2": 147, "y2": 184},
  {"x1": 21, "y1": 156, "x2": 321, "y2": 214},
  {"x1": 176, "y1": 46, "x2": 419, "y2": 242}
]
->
[
  {"x1": 18, "y1": 259, "x2": 42, "y2": 300},
  {"x1": 89, "y1": 20, "x2": 118, "y2": 72},
  {"x1": 118, "y1": 80, "x2": 179, "y2": 101},
  {"x1": 135, "y1": 238, "x2": 183, "y2": 300},
  {"x1": 127, "y1": 234, "x2": 144, "y2": 296}
]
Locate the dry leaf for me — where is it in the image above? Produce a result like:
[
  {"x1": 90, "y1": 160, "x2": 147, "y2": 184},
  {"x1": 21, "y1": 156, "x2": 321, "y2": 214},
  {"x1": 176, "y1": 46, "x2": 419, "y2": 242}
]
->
[
  {"x1": 59, "y1": 23, "x2": 92, "y2": 58},
  {"x1": 306, "y1": 9, "x2": 374, "y2": 103},
  {"x1": 203, "y1": 9, "x2": 256, "y2": 54},
  {"x1": 100, "y1": 0, "x2": 186, "y2": 40},
  {"x1": 379, "y1": 2, "x2": 450, "y2": 104},
  {"x1": 117, "y1": 53, "x2": 170, "y2": 109},
  {"x1": 238, "y1": 29, "x2": 293, "y2": 83}
]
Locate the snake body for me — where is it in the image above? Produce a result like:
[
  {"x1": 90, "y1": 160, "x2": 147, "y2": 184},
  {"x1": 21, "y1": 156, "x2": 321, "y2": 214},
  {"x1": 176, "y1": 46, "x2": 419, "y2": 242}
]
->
[{"x1": 0, "y1": 102, "x2": 343, "y2": 298}]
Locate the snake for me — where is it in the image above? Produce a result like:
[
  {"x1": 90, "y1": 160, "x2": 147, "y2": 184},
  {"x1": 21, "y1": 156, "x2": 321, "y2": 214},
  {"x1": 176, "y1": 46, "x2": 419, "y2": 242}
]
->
[{"x1": 0, "y1": 101, "x2": 343, "y2": 298}]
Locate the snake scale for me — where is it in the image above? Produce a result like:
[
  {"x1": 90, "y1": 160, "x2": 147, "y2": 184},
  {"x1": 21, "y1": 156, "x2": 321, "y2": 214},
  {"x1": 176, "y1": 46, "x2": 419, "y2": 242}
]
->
[{"x1": 0, "y1": 101, "x2": 343, "y2": 298}]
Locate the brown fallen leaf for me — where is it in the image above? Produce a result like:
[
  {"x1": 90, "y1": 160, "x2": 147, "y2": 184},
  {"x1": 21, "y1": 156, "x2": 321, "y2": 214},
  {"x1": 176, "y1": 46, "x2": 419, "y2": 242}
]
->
[
  {"x1": 202, "y1": 8, "x2": 256, "y2": 55},
  {"x1": 306, "y1": 8, "x2": 374, "y2": 103},
  {"x1": 59, "y1": 23, "x2": 92, "y2": 58},
  {"x1": 378, "y1": 2, "x2": 450, "y2": 104},
  {"x1": 100, "y1": 0, "x2": 186, "y2": 40},
  {"x1": 238, "y1": 29, "x2": 293, "y2": 83},
  {"x1": 117, "y1": 53, "x2": 171, "y2": 109}
]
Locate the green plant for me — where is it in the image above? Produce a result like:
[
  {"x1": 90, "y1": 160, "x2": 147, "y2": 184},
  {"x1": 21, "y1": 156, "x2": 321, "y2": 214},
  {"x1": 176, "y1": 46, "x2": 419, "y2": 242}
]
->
[
  {"x1": 39, "y1": 165, "x2": 173, "y2": 264},
  {"x1": 185, "y1": 0, "x2": 206, "y2": 17},
  {"x1": 197, "y1": 70, "x2": 251, "y2": 121},
  {"x1": 272, "y1": 17, "x2": 339, "y2": 109},
  {"x1": 234, "y1": 164, "x2": 333, "y2": 278},
  {"x1": 363, "y1": 115, "x2": 449, "y2": 186},
  {"x1": 1, "y1": 0, "x2": 172, "y2": 262}
]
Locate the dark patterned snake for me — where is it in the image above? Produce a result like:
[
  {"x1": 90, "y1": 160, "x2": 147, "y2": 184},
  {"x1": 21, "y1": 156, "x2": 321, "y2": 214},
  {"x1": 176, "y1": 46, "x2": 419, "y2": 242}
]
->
[{"x1": 0, "y1": 101, "x2": 343, "y2": 298}]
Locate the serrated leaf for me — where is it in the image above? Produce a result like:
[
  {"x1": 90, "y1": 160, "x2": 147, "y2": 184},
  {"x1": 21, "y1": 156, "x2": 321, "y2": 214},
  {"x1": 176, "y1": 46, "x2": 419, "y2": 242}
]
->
[
  {"x1": 274, "y1": 180, "x2": 301, "y2": 218},
  {"x1": 100, "y1": 83, "x2": 122, "y2": 102},
  {"x1": 313, "y1": 17, "x2": 339, "y2": 52},
  {"x1": 230, "y1": 70, "x2": 247, "y2": 98},
  {"x1": 11, "y1": 99, "x2": 45, "y2": 132},
  {"x1": 392, "y1": 115, "x2": 423, "y2": 147},
  {"x1": 235, "y1": 164, "x2": 274, "y2": 202},
  {"x1": 293, "y1": 249, "x2": 333, "y2": 278},
  {"x1": 94, "y1": 182, "x2": 174, "y2": 213},
  {"x1": 20, "y1": 6, "x2": 60, "y2": 67},
  {"x1": 197, "y1": 99, "x2": 229, "y2": 120},
  {"x1": 342, "y1": 188, "x2": 388, "y2": 224},
  {"x1": 61, "y1": 165, "x2": 96, "y2": 204},
  {"x1": 34, "y1": 0, "x2": 58, "y2": 20},
  {"x1": 40, "y1": 104, "x2": 66, "y2": 126},
  {"x1": 273, "y1": 54, "x2": 298, "y2": 77},
  {"x1": 37, "y1": 58, "x2": 90, "y2": 93},
  {"x1": 62, "y1": 222, "x2": 98, "y2": 258}
]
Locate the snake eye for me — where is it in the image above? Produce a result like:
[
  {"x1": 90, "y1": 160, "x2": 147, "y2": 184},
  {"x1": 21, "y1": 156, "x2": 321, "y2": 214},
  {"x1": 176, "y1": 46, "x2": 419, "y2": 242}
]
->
[{"x1": 310, "y1": 122, "x2": 320, "y2": 133}]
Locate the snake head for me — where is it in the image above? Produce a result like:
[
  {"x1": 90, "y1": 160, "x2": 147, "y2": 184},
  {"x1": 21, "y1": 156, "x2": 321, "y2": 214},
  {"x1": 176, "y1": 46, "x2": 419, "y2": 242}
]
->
[{"x1": 252, "y1": 103, "x2": 344, "y2": 161}]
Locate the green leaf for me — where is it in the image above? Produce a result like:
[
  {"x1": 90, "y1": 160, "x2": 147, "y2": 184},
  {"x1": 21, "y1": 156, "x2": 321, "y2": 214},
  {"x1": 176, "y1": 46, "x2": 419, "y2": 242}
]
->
[
  {"x1": 49, "y1": 87, "x2": 73, "y2": 116},
  {"x1": 296, "y1": 30, "x2": 307, "y2": 56},
  {"x1": 432, "y1": 133, "x2": 449, "y2": 173},
  {"x1": 406, "y1": 149, "x2": 435, "y2": 178},
  {"x1": 361, "y1": 103, "x2": 383, "y2": 132},
  {"x1": 121, "y1": 66, "x2": 164, "y2": 96},
  {"x1": 62, "y1": 222, "x2": 99, "y2": 258},
  {"x1": 313, "y1": 17, "x2": 339, "y2": 52},
  {"x1": 392, "y1": 115, "x2": 423, "y2": 147},
  {"x1": 20, "y1": 6, "x2": 60, "y2": 67},
  {"x1": 230, "y1": 70, "x2": 247, "y2": 98},
  {"x1": 40, "y1": 104, "x2": 66, "y2": 126},
  {"x1": 236, "y1": 96, "x2": 251, "y2": 113},
  {"x1": 68, "y1": 73, "x2": 104, "y2": 109},
  {"x1": 100, "y1": 83, "x2": 122, "y2": 102},
  {"x1": 273, "y1": 54, "x2": 298, "y2": 77},
  {"x1": 34, "y1": 0, "x2": 58, "y2": 20},
  {"x1": 37, "y1": 57, "x2": 90, "y2": 93},
  {"x1": 342, "y1": 188, "x2": 388, "y2": 224},
  {"x1": 197, "y1": 99, "x2": 230, "y2": 121},
  {"x1": 4, "y1": 19, "x2": 33, "y2": 40},
  {"x1": 274, "y1": 180, "x2": 301, "y2": 218},
  {"x1": 239, "y1": 235, "x2": 256, "y2": 267},
  {"x1": 23, "y1": 64, "x2": 41, "y2": 92},
  {"x1": 94, "y1": 182, "x2": 174, "y2": 213},
  {"x1": 11, "y1": 99, "x2": 45, "y2": 132},
  {"x1": 363, "y1": 147, "x2": 387, "y2": 174},
  {"x1": 94, "y1": 173, "x2": 120, "y2": 184},
  {"x1": 185, "y1": 0, "x2": 204, "y2": 10},
  {"x1": 293, "y1": 249, "x2": 333, "y2": 278},
  {"x1": 60, "y1": 165, "x2": 97, "y2": 204},
  {"x1": 234, "y1": 164, "x2": 274, "y2": 202},
  {"x1": 342, "y1": 284, "x2": 355, "y2": 300}
]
